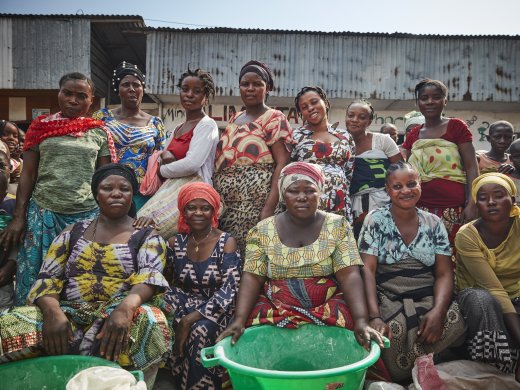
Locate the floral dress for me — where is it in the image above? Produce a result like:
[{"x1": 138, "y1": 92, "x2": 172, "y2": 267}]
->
[
  {"x1": 291, "y1": 125, "x2": 355, "y2": 222},
  {"x1": 166, "y1": 232, "x2": 241, "y2": 390}
]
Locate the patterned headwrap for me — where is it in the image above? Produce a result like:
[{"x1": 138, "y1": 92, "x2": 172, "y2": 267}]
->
[
  {"x1": 177, "y1": 182, "x2": 221, "y2": 233},
  {"x1": 278, "y1": 162, "x2": 325, "y2": 203},
  {"x1": 471, "y1": 172, "x2": 520, "y2": 217},
  {"x1": 404, "y1": 110, "x2": 425, "y2": 131},
  {"x1": 239, "y1": 60, "x2": 274, "y2": 90},
  {"x1": 112, "y1": 61, "x2": 146, "y2": 92},
  {"x1": 91, "y1": 163, "x2": 138, "y2": 217}
]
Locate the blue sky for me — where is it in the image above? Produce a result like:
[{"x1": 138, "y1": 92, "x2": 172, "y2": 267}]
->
[{"x1": 2, "y1": 0, "x2": 519, "y2": 35}]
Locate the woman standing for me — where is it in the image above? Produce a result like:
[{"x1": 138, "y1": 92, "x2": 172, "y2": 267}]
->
[
  {"x1": 358, "y1": 162, "x2": 465, "y2": 381},
  {"x1": 401, "y1": 79, "x2": 479, "y2": 246},
  {"x1": 0, "y1": 72, "x2": 116, "y2": 305},
  {"x1": 456, "y1": 173, "x2": 520, "y2": 379},
  {"x1": 291, "y1": 86, "x2": 355, "y2": 221},
  {"x1": 346, "y1": 99, "x2": 403, "y2": 237},
  {"x1": 137, "y1": 68, "x2": 219, "y2": 240},
  {"x1": 166, "y1": 182, "x2": 241, "y2": 390},
  {"x1": 214, "y1": 60, "x2": 292, "y2": 256},
  {"x1": 94, "y1": 61, "x2": 165, "y2": 210}
]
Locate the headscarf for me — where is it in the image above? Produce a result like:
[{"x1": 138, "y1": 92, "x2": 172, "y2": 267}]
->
[
  {"x1": 278, "y1": 162, "x2": 325, "y2": 203},
  {"x1": 112, "y1": 61, "x2": 146, "y2": 92},
  {"x1": 91, "y1": 163, "x2": 139, "y2": 217},
  {"x1": 404, "y1": 110, "x2": 425, "y2": 131},
  {"x1": 239, "y1": 60, "x2": 274, "y2": 90},
  {"x1": 471, "y1": 172, "x2": 520, "y2": 217},
  {"x1": 177, "y1": 182, "x2": 221, "y2": 233}
]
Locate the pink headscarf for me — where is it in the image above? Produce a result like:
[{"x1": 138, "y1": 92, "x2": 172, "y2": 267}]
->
[
  {"x1": 278, "y1": 162, "x2": 325, "y2": 203},
  {"x1": 177, "y1": 182, "x2": 221, "y2": 233}
]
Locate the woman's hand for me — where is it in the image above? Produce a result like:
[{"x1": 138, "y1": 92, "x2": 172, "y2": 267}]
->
[
  {"x1": 133, "y1": 216, "x2": 156, "y2": 230},
  {"x1": 354, "y1": 320, "x2": 385, "y2": 351},
  {"x1": 42, "y1": 308, "x2": 72, "y2": 356},
  {"x1": 174, "y1": 311, "x2": 203, "y2": 356},
  {"x1": 417, "y1": 308, "x2": 444, "y2": 345},
  {"x1": 160, "y1": 150, "x2": 176, "y2": 165},
  {"x1": 498, "y1": 163, "x2": 515, "y2": 174},
  {"x1": 259, "y1": 204, "x2": 276, "y2": 221},
  {"x1": 369, "y1": 317, "x2": 392, "y2": 340},
  {"x1": 0, "y1": 216, "x2": 26, "y2": 252},
  {"x1": 216, "y1": 319, "x2": 246, "y2": 345},
  {"x1": 96, "y1": 306, "x2": 134, "y2": 361}
]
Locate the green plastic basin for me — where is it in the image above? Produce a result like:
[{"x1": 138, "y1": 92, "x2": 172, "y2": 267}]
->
[
  {"x1": 202, "y1": 324, "x2": 388, "y2": 390},
  {"x1": 0, "y1": 355, "x2": 143, "y2": 389}
]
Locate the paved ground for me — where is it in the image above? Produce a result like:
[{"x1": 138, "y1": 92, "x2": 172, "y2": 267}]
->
[{"x1": 152, "y1": 368, "x2": 177, "y2": 390}]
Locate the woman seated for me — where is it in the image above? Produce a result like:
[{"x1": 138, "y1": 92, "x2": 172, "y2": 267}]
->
[
  {"x1": 0, "y1": 164, "x2": 171, "y2": 384},
  {"x1": 456, "y1": 173, "x2": 520, "y2": 379},
  {"x1": 358, "y1": 162, "x2": 465, "y2": 382},
  {"x1": 218, "y1": 161, "x2": 390, "y2": 380},
  {"x1": 165, "y1": 182, "x2": 241, "y2": 390}
]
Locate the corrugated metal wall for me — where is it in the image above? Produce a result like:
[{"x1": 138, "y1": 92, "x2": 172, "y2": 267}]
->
[
  {"x1": 0, "y1": 19, "x2": 13, "y2": 88},
  {"x1": 9, "y1": 17, "x2": 91, "y2": 89},
  {"x1": 146, "y1": 30, "x2": 519, "y2": 103}
]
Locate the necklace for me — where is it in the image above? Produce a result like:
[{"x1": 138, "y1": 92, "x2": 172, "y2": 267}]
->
[{"x1": 190, "y1": 227, "x2": 212, "y2": 252}]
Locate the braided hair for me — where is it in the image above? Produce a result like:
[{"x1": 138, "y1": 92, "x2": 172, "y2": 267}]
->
[
  {"x1": 177, "y1": 67, "x2": 216, "y2": 100},
  {"x1": 385, "y1": 161, "x2": 417, "y2": 183},
  {"x1": 294, "y1": 86, "x2": 330, "y2": 117}
]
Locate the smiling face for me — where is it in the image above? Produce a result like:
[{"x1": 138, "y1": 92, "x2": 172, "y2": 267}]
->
[
  {"x1": 345, "y1": 102, "x2": 373, "y2": 136},
  {"x1": 297, "y1": 91, "x2": 328, "y2": 127},
  {"x1": 283, "y1": 179, "x2": 320, "y2": 219},
  {"x1": 416, "y1": 85, "x2": 447, "y2": 119},
  {"x1": 179, "y1": 76, "x2": 207, "y2": 113},
  {"x1": 96, "y1": 175, "x2": 133, "y2": 218},
  {"x1": 476, "y1": 183, "x2": 513, "y2": 222},
  {"x1": 184, "y1": 198, "x2": 214, "y2": 232},
  {"x1": 58, "y1": 79, "x2": 94, "y2": 118},
  {"x1": 239, "y1": 72, "x2": 269, "y2": 107},
  {"x1": 386, "y1": 169, "x2": 422, "y2": 210},
  {"x1": 1, "y1": 122, "x2": 19, "y2": 154}
]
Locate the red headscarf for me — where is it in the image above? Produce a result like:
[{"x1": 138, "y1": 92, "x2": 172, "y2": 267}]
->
[{"x1": 177, "y1": 182, "x2": 221, "y2": 233}]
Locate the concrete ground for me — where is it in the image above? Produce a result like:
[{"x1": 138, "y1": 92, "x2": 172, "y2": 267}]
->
[{"x1": 152, "y1": 368, "x2": 177, "y2": 390}]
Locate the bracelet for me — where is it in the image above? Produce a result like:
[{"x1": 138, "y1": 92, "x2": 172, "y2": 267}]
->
[{"x1": 369, "y1": 315, "x2": 382, "y2": 321}]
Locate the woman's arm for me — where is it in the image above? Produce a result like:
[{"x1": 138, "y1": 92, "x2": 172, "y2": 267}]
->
[
  {"x1": 36, "y1": 294, "x2": 72, "y2": 356},
  {"x1": 459, "y1": 141, "x2": 479, "y2": 222},
  {"x1": 0, "y1": 150, "x2": 39, "y2": 251},
  {"x1": 97, "y1": 283, "x2": 155, "y2": 361},
  {"x1": 159, "y1": 119, "x2": 218, "y2": 179},
  {"x1": 260, "y1": 141, "x2": 290, "y2": 220},
  {"x1": 360, "y1": 253, "x2": 391, "y2": 338},
  {"x1": 216, "y1": 271, "x2": 266, "y2": 344},
  {"x1": 417, "y1": 254, "x2": 453, "y2": 344},
  {"x1": 336, "y1": 265, "x2": 385, "y2": 349}
]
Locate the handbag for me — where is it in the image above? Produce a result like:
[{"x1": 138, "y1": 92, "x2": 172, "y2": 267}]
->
[{"x1": 139, "y1": 151, "x2": 162, "y2": 196}]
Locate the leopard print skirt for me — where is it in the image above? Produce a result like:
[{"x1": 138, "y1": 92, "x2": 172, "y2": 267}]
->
[{"x1": 213, "y1": 163, "x2": 275, "y2": 258}]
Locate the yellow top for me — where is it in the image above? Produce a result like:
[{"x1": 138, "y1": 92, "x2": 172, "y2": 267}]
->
[{"x1": 456, "y1": 217, "x2": 520, "y2": 314}]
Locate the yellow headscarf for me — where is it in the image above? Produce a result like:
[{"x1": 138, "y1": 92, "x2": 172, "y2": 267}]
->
[{"x1": 471, "y1": 173, "x2": 520, "y2": 217}]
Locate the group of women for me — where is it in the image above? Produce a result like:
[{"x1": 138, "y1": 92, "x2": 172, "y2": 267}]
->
[{"x1": 0, "y1": 58, "x2": 518, "y2": 390}]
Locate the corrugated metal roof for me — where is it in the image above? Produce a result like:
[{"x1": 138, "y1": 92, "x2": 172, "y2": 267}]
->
[
  {"x1": 145, "y1": 26, "x2": 520, "y2": 39},
  {"x1": 146, "y1": 30, "x2": 520, "y2": 102},
  {"x1": 0, "y1": 14, "x2": 144, "y2": 23},
  {"x1": 7, "y1": 17, "x2": 91, "y2": 89},
  {"x1": 0, "y1": 18, "x2": 13, "y2": 89}
]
